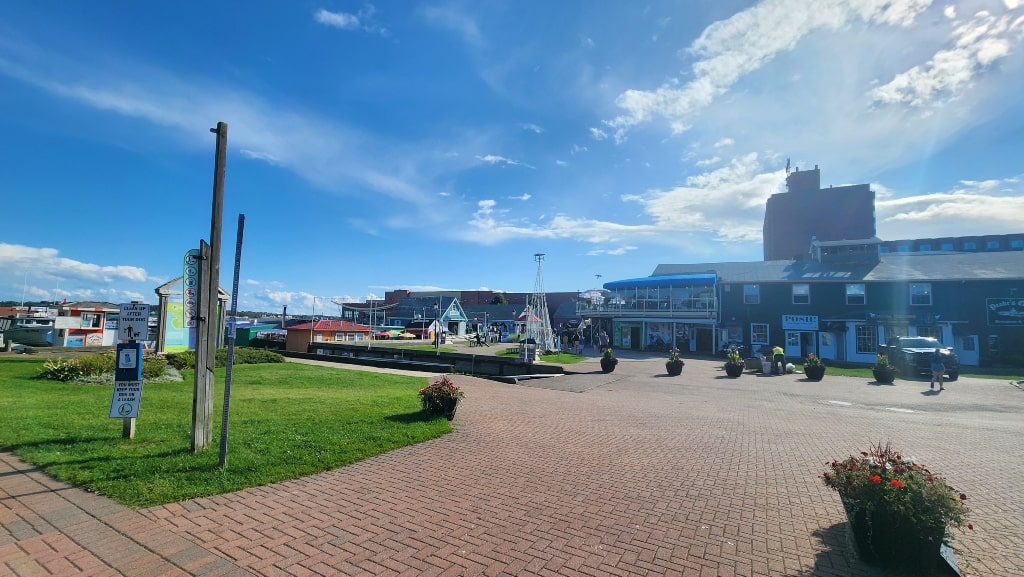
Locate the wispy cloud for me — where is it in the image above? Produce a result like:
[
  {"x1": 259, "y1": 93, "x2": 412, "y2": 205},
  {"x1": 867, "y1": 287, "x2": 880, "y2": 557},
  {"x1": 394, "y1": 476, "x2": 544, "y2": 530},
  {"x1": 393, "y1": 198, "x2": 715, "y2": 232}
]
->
[
  {"x1": 314, "y1": 6, "x2": 388, "y2": 36},
  {"x1": 869, "y1": 8, "x2": 1024, "y2": 107},
  {"x1": 605, "y1": 0, "x2": 933, "y2": 137},
  {"x1": 475, "y1": 154, "x2": 532, "y2": 168},
  {"x1": 420, "y1": 5, "x2": 482, "y2": 47},
  {"x1": 521, "y1": 122, "x2": 544, "y2": 133}
]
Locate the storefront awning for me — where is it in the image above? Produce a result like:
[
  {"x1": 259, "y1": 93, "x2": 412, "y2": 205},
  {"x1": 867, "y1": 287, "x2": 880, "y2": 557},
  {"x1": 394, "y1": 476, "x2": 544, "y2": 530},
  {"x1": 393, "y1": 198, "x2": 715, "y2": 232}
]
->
[{"x1": 604, "y1": 274, "x2": 717, "y2": 290}]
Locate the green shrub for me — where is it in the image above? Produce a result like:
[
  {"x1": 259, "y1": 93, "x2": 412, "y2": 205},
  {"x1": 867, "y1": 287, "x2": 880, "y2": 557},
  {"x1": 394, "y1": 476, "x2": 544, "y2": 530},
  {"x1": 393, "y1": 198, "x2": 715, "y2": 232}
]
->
[
  {"x1": 76, "y1": 352, "x2": 116, "y2": 376},
  {"x1": 230, "y1": 348, "x2": 285, "y2": 365},
  {"x1": 166, "y1": 347, "x2": 283, "y2": 369},
  {"x1": 142, "y1": 354, "x2": 168, "y2": 379},
  {"x1": 165, "y1": 350, "x2": 196, "y2": 370},
  {"x1": 37, "y1": 358, "x2": 85, "y2": 382}
]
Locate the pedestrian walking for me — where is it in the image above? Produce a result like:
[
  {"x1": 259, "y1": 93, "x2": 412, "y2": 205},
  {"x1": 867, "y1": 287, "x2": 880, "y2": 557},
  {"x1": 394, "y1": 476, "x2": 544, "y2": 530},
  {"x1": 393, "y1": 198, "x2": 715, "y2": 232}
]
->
[{"x1": 930, "y1": 348, "x2": 947, "y2": 390}]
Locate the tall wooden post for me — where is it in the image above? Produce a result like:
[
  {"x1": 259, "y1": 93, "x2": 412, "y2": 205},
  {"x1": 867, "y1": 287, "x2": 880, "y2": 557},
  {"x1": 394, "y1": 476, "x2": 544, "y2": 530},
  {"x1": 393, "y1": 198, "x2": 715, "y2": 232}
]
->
[{"x1": 192, "y1": 122, "x2": 228, "y2": 453}]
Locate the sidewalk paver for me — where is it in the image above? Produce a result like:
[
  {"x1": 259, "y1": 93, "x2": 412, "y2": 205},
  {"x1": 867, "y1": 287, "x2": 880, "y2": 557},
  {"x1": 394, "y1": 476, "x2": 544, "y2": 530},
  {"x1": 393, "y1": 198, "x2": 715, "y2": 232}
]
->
[{"x1": 3, "y1": 355, "x2": 1022, "y2": 576}]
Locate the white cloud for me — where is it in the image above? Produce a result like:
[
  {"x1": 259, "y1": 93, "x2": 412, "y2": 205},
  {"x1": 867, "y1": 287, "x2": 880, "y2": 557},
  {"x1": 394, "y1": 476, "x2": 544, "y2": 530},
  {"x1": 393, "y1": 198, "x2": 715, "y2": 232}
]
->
[
  {"x1": 475, "y1": 154, "x2": 531, "y2": 168},
  {"x1": 521, "y1": 122, "x2": 544, "y2": 133},
  {"x1": 555, "y1": 159, "x2": 568, "y2": 167},
  {"x1": 239, "y1": 148, "x2": 281, "y2": 164},
  {"x1": 589, "y1": 127, "x2": 608, "y2": 140},
  {"x1": 869, "y1": 9, "x2": 1024, "y2": 107},
  {"x1": 314, "y1": 6, "x2": 388, "y2": 36},
  {"x1": 0, "y1": 243, "x2": 149, "y2": 283},
  {"x1": 420, "y1": 5, "x2": 482, "y2": 47},
  {"x1": 714, "y1": 138, "x2": 735, "y2": 148},
  {"x1": 605, "y1": 0, "x2": 933, "y2": 138},
  {"x1": 695, "y1": 156, "x2": 721, "y2": 167},
  {"x1": 876, "y1": 175, "x2": 1024, "y2": 238},
  {"x1": 314, "y1": 9, "x2": 360, "y2": 30},
  {"x1": 509, "y1": 193, "x2": 532, "y2": 201}
]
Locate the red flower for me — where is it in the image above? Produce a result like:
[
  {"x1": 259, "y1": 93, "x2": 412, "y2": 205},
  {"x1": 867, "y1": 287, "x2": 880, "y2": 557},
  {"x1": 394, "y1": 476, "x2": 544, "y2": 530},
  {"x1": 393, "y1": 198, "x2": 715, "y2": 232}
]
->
[
  {"x1": 968, "y1": 523, "x2": 974, "y2": 530},
  {"x1": 869, "y1": 475, "x2": 882, "y2": 484},
  {"x1": 960, "y1": 493, "x2": 967, "y2": 501},
  {"x1": 890, "y1": 479, "x2": 905, "y2": 488}
]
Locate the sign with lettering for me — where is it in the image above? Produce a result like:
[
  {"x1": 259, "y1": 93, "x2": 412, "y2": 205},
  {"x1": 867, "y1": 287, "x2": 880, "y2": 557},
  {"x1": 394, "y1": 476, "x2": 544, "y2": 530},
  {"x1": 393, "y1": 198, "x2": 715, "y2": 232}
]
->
[
  {"x1": 118, "y1": 303, "x2": 150, "y2": 341},
  {"x1": 782, "y1": 314, "x2": 819, "y2": 331},
  {"x1": 183, "y1": 249, "x2": 200, "y2": 328},
  {"x1": 109, "y1": 380, "x2": 143, "y2": 418},
  {"x1": 987, "y1": 298, "x2": 1024, "y2": 326}
]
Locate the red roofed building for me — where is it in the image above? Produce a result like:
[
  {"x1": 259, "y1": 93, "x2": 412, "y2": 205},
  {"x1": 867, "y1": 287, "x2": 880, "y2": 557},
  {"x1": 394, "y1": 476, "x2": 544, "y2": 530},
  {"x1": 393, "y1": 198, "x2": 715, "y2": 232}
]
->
[{"x1": 284, "y1": 320, "x2": 372, "y2": 352}]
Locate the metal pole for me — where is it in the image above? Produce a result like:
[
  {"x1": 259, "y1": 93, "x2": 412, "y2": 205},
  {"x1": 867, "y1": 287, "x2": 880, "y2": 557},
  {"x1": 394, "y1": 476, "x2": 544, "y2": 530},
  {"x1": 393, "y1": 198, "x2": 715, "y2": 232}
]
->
[{"x1": 219, "y1": 214, "x2": 244, "y2": 468}]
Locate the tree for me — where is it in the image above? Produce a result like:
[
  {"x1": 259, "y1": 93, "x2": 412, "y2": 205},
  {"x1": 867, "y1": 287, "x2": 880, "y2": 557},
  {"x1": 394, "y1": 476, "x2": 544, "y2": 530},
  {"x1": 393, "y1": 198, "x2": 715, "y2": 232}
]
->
[{"x1": 490, "y1": 293, "x2": 507, "y2": 305}]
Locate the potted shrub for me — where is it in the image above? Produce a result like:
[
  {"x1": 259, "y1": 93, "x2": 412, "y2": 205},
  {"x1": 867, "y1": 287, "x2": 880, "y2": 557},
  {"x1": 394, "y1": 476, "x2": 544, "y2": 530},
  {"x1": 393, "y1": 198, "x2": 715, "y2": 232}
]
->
[
  {"x1": 418, "y1": 375, "x2": 464, "y2": 420},
  {"x1": 822, "y1": 442, "x2": 971, "y2": 575},
  {"x1": 600, "y1": 348, "x2": 618, "y2": 373},
  {"x1": 724, "y1": 348, "x2": 744, "y2": 378},
  {"x1": 803, "y1": 353, "x2": 826, "y2": 380},
  {"x1": 872, "y1": 353, "x2": 898, "y2": 384},
  {"x1": 665, "y1": 347, "x2": 684, "y2": 376}
]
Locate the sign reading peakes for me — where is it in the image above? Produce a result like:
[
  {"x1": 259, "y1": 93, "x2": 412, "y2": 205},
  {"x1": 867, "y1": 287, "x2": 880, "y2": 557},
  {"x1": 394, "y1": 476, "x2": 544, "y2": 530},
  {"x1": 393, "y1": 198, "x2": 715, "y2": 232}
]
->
[
  {"x1": 782, "y1": 314, "x2": 819, "y2": 331},
  {"x1": 987, "y1": 298, "x2": 1024, "y2": 326}
]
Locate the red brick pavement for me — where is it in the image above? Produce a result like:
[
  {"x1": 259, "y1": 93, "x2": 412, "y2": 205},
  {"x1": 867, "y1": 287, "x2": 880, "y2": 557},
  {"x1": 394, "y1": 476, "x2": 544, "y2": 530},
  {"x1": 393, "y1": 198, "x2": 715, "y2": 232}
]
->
[{"x1": 3, "y1": 356, "x2": 1023, "y2": 576}]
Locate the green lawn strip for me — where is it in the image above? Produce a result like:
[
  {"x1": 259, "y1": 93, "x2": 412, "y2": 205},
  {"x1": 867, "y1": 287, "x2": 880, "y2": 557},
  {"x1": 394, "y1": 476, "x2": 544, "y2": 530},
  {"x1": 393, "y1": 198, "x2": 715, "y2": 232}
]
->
[{"x1": 0, "y1": 359, "x2": 449, "y2": 508}]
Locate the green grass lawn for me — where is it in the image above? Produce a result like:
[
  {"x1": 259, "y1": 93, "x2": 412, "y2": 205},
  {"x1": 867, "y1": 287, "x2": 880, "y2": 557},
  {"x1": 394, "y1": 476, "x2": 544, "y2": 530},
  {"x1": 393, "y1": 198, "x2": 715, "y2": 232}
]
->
[{"x1": 0, "y1": 357, "x2": 450, "y2": 508}]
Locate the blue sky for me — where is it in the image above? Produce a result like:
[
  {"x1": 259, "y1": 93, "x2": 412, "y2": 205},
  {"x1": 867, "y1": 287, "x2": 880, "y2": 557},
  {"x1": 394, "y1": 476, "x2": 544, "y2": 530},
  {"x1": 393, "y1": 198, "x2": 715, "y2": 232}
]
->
[{"x1": 2, "y1": 1, "x2": 1023, "y2": 314}]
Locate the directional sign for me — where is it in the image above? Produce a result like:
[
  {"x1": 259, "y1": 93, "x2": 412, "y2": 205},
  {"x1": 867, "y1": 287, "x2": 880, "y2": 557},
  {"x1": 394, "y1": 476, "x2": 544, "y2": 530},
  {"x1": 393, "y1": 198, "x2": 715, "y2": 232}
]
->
[
  {"x1": 109, "y1": 380, "x2": 143, "y2": 418},
  {"x1": 118, "y1": 303, "x2": 150, "y2": 341}
]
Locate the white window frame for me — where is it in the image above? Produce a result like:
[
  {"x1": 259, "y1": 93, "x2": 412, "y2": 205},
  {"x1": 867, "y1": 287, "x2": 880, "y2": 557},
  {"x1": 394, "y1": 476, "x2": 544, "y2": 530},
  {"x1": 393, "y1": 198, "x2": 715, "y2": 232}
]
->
[
  {"x1": 792, "y1": 284, "x2": 810, "y2": 305},
  {"x1": 910, "y1": 283, "x2": 932, "y2": 306},
  {"x1": 855, "y1": 325, "x2": 877, "y2": 354},
  {"x1": 846, "y1": 283, "x2": 866, "y2": 306},
  {"x1": 743, "y1": 284, "x2": 760, "y2": 305},
  {"x1": 750, "y1": 323, "x2": 769, "y2": 345}
]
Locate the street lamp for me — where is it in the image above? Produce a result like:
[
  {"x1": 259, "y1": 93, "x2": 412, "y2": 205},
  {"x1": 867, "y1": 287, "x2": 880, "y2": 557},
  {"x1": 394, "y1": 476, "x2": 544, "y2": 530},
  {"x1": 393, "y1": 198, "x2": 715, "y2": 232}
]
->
[{"x1": 433, "y1": 300, "x2": 440, "y2": 355}]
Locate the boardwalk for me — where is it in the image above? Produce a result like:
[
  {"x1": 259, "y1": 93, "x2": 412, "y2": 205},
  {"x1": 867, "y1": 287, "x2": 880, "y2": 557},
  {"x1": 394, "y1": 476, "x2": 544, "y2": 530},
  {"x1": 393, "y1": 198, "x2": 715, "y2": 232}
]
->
[{"x1": 2, "y1": 355, "x2": 1022, "y2": 576}]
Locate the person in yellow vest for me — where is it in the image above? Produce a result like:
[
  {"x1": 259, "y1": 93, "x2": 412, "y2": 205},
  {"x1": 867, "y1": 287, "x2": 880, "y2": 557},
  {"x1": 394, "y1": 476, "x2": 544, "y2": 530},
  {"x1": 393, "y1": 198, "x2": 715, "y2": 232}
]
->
[{"x1": 772, "y1": 345, "x2": 785, "y2": 375}]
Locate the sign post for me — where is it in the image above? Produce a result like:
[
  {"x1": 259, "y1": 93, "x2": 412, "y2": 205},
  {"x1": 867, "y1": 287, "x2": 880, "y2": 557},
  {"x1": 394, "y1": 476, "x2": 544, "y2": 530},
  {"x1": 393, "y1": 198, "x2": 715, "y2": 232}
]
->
[{"x1": 111, "y1": 303, "x2": 149, "y2": 438}]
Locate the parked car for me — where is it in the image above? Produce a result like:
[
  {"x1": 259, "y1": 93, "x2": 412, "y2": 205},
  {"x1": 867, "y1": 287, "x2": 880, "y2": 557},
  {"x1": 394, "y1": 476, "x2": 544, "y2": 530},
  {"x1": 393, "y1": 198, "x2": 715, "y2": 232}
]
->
[{"x1": 879, "y1": 336, "x2": 959, "y2": 381}]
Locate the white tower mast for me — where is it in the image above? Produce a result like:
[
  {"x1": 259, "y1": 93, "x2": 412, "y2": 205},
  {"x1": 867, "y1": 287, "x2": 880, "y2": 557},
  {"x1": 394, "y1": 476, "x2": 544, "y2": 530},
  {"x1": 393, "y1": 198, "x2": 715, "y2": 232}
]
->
[{"x1": 527, "y1": 253, "x2": 556, "y2": 351}]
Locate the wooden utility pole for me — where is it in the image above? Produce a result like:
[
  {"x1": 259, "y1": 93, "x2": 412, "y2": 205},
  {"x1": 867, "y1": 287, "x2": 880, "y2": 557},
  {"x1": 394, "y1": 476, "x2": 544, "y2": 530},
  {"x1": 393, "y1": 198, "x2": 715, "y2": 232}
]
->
[{"x1": 192, "y1": 122, "x2": 227, "y2": 453}]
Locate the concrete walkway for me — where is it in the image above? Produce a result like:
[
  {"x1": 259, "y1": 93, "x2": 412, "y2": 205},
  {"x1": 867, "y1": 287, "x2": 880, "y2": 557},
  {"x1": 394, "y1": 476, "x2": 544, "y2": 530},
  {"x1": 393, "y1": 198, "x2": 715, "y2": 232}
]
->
[{"x1": 2, "y1": 356, "x2": 1022, "y2": 576}]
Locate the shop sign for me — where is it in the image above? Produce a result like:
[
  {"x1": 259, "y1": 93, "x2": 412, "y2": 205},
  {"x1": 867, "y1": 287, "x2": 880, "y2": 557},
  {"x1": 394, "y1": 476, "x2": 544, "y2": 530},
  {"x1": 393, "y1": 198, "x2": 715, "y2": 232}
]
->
[
  {"x1": 986, "y1": 298, "x2": 1024, "y2": 326},
  {"x1": 782, "y1": 314, "x2": 818, "y2": 331}
]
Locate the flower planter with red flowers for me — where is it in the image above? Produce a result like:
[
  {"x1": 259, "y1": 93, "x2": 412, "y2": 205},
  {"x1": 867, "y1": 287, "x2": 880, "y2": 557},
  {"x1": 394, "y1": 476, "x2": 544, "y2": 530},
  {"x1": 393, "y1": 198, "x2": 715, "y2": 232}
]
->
[{"x1": 822, "y1": 442, "x2": 971, "y2": 576}]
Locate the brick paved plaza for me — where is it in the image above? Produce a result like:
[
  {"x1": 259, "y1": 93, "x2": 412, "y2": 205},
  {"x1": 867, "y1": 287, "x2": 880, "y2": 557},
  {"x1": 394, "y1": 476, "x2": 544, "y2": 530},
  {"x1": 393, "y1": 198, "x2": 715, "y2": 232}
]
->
[{"x1": 2, "y1": 355, "x2": 1022, "y2": 576}]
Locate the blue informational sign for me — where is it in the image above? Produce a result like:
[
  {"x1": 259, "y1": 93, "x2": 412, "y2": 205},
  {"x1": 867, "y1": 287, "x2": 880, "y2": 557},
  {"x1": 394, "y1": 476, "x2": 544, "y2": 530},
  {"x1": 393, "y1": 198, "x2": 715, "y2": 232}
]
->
[{"x1": 110, "y1": 342, "x2": 144, "y2": 419}]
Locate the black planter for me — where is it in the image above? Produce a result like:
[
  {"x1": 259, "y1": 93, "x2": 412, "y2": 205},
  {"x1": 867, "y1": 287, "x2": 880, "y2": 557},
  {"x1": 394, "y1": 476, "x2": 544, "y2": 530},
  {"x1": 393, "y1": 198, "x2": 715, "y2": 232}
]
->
[
  {"x1": 665, "y1": 360, "x2": 684, "y2": 376},
  {"x1": 841, "y1": 497, "x2": 944, "y2": 575},
  {"x1": 872, "y1": 366, "x2": 897, "y2": 384},
  {"x1": 422, "y1": 396, "x2": 460, "y2": 420},
  {"x1": 600, "y1": 357, "x2": 618, "y2": 373},
  {"x1": 724, "y1": 363, "x2": 743, "y2": 378},
  {"x1": 805, "y1": 364, "x2": 826, "y2": 380}
]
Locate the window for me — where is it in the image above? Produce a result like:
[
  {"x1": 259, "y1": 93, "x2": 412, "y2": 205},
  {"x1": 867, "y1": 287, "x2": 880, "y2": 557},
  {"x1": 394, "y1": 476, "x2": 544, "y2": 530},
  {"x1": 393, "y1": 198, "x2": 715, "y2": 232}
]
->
[
  {"x1": 846, "y1": 283, "x2": 866, "y2": 305},
  {"x1": 879, "y1": 246, "x2": 890, "y2": 253},
  {"x1": 988, "y1": 335, "x2": 999, "y2": 353},
  {"x1": 80, "y1": 313, "x2": 102, "y2": 328},
  {"x1": 963, "y1": 242, "x2": 977, "y2": 250},
  {"x1": 986, "y1": 240, "x2": 1000, "y2": 249},
  {"x1": 918, "y1": 244, "x2": 931, "y2": 251},
  {"x1": 917, "y1": 326, "x2": 940, "y2": 339},
  {"x1": 910, "y1": 283, "x2": 932, "y2": 305},
  {"x1": 792, "y1": 284, "x2": 810, "y2": 304},
  {"x1": 743, "y1": 284, "x2": 760, "y2": 305},
  {"x1": 786, "y1": 332, "x2": 800, "y2": 347},
  {"x1": 335, "y1": 332, "x2": 345, "y2": 340},
  {"x1": 855, "y1": 325, "x2": 877, "y2": 354},
  {"x1": 751, "y1": 323, "x2": 769, "y2": 345},
  {"x1": 1011, "y1": 239, "x2": 1023, "y2": 249},
  {"x1": 940, "y1": 243, "x2": 953, "y2": 251},
  {"x1": 897, "y1": 244, "x2": 910, "y2": 252}
]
